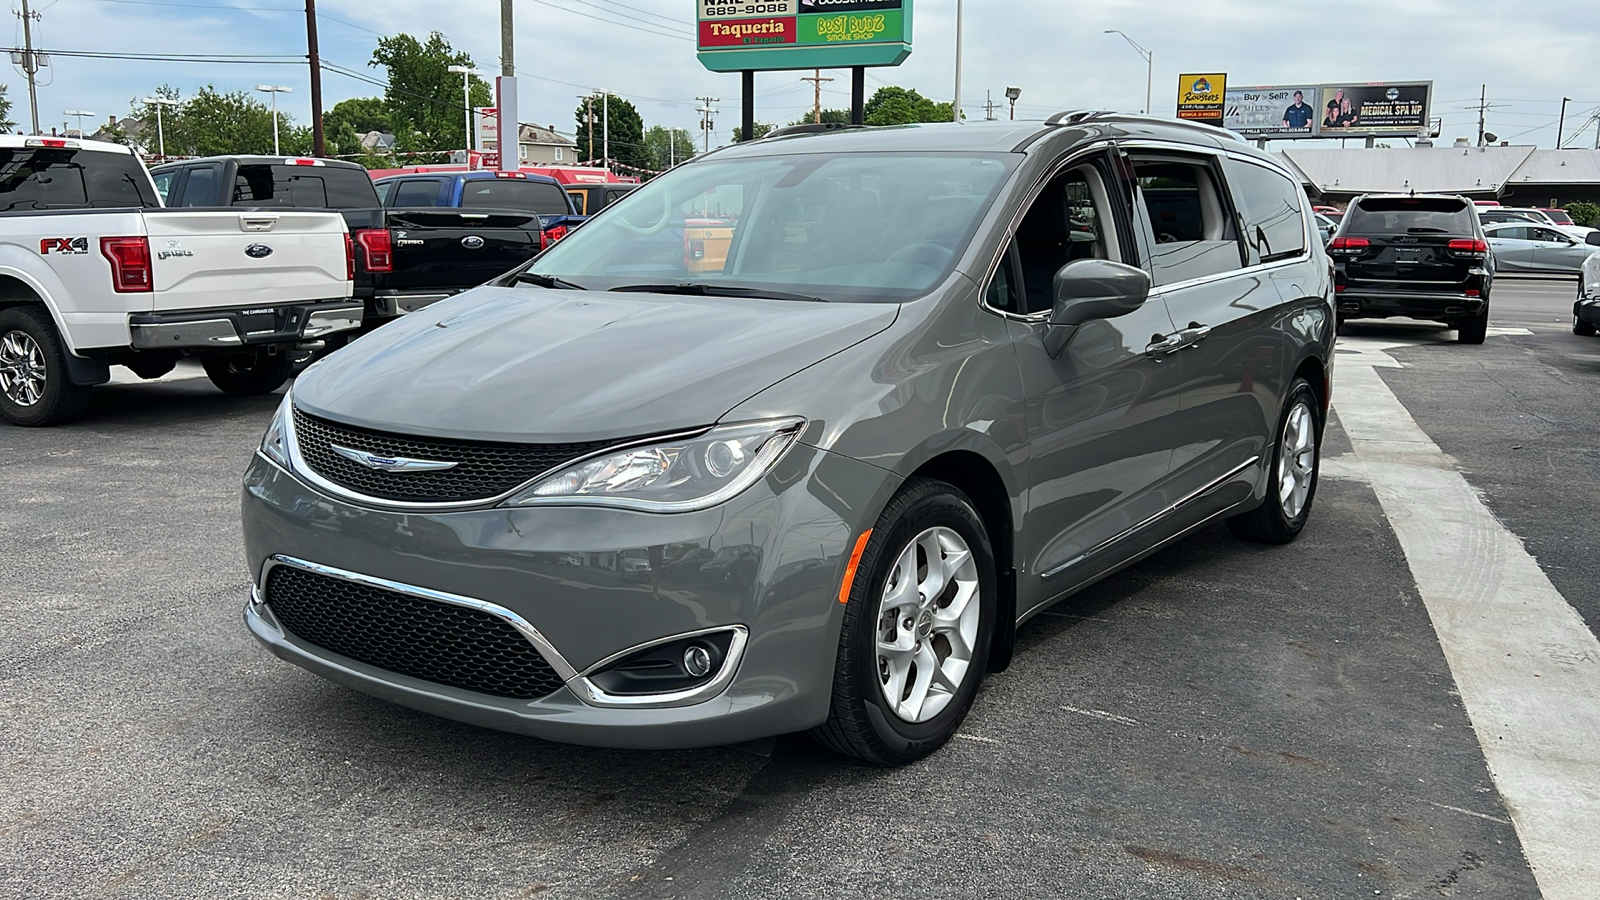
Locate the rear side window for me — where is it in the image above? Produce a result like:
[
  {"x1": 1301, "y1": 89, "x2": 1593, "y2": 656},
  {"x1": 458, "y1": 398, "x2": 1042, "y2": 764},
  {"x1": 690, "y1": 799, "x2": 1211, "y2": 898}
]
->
[
  {"x1": 460, "y1": 179, "x2": 572, "y2": 215},
  {"x1": 177, "y1": 166, "x2": 220, "y2": 207},
  {"x1": 1133, "y1": 158, "x2": 1244, "y2": 286},
  {"x1": 0, "y1": 148, "x2": 155, "y2": 210},
  {"x1": 232, "y1": 164, "x2": 379, "y2": 208},
  {"x1": 566, "y1": 187, "x2": 587, "y2": 214},
  {"x1": 390, "y1": 180, "x2": 441, "y2": 207},
  {"x1": 1346, "y1": 197, "x2": 1475, "y2": 234},
  {"x1": 1225, "y1": 159, "x2": 1306, "y2": 263}
]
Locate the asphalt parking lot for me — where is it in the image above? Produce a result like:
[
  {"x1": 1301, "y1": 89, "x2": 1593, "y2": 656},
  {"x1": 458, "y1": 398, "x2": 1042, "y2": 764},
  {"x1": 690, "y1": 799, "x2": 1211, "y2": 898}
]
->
[{"x1": 2, "y1": 278, "x2": 1595, "y2": 899}]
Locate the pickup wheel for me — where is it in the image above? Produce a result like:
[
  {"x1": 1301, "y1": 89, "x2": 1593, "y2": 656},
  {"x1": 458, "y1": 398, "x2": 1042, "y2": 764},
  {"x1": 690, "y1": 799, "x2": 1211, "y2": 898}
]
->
[
  {"x1": 202, "y1": 350, "x2": 293, "y2": 396},
  {"x1": 0, "y1": 305, "x2": 91, "y2": 427}
]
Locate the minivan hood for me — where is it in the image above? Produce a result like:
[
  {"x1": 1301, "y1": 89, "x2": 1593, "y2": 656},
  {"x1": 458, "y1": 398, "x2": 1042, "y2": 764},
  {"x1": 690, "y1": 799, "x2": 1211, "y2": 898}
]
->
[{"x1": 294, "y1": 286, "x2": 899, "y2": 443}]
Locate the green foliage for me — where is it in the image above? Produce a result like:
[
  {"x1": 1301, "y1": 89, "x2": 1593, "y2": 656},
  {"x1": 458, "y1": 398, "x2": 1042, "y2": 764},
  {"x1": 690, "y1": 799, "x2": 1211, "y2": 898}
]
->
[
  {"x1": 862, "y1": 86, "x2": 955, "y2": 126},
  {"x1": 731, "y1": 122, "x2": 775, "y2": 142},
  {"x1": 787, "y1": 108, "x2": 849, "y2": 127},
  {"x1": 0, "y1": 85, "x2": 14, "y2": 133},
  {"x1": 573, "y1": 93, "x2": 650, "y2": 171},
  {"x1": 1562, "y1": 201, "x2": 1600, "y2": 227},
  {"x1": 642, "y1": 125, "x2": 697, "y2": 171},
  {"x1": 370, "y1": 31, "x2": 489, "y2": 154},
  {"x1": 325, "y1": 97, "x2": 392, "y2": 137},
  {"x1": 127, "y1": 85, "x2": 302, "y2": 157}
]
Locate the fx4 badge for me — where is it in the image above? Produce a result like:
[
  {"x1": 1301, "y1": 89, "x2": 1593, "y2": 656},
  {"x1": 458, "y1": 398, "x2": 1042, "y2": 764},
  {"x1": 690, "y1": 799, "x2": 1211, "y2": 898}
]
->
[{"x1": 40, "y1": 237, "x2": 88, "y2": 255}]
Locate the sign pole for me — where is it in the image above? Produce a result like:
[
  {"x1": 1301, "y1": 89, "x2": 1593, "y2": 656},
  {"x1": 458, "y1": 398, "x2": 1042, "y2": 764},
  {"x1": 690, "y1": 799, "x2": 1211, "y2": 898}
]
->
[
  {"x1": 852, "y1": 66, "x2": 865, "y2": 125},
  {"x1": 742, "y1": 70, "x2": 755, "y2": 141}
]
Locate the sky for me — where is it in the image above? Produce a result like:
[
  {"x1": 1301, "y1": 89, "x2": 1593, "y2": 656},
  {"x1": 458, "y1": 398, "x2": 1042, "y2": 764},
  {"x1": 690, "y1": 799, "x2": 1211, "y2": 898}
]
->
[{"x1": 9, "y1": 0, "x2": 1598, "y2": 154}]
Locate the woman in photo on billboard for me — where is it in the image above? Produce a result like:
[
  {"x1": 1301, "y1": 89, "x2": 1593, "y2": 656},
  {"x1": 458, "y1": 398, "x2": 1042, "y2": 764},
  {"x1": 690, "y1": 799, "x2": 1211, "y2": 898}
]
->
[
  {"x1": 1282, "y1": 90, "x2": 1314, "y2": 130},
  {"x1": 1324, "y1": 89, "x2": 1358, "y2": 128}
]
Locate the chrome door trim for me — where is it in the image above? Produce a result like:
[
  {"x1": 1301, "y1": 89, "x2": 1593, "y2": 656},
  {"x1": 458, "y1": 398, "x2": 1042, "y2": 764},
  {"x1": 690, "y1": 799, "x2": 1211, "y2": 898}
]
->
[{"x1": 1038, "y1": 455, "x2": 1262, "y2": 580}]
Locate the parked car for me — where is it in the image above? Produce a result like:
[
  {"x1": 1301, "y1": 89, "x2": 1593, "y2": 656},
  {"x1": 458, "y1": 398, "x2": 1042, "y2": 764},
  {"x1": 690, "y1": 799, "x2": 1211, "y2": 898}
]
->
[
  {"x1": 565, "y1": 182, "x2": 638, "y2": 216},
  {"x1": 0, "y1": 137, "x2": 358, "y2": 426},
  {"x1": 1574, "y1": 232, "x2": 1600, "y2": 336},
  {"x1": 621, "y1": 558, "x2": 652, "y2": 581},
  {"x1": 1483, "y1": 221, "x2": 1596, "y2": 275},
  {"x1": 151, "y1": 156, "x2": 544, "y2": 325},
  {"x1": 1314, "y1": 212, "x2": 1337, "y2": 244},
  {"x1": 1329, "y1": 193, "x2": 1493, "y2": 343},
  {"x1": 241, "y1": 114, "x2": 1335, "y2": 765}
]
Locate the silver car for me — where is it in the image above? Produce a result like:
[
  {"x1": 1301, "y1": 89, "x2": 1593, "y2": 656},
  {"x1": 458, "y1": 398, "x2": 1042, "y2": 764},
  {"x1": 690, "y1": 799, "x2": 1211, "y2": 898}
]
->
[
  {"x1": 241, "y1": 114, "x2": 1335, "y2": 764},
  {"x1": 1484, "y1": 221, "x2": 1598, "y2": 274}
]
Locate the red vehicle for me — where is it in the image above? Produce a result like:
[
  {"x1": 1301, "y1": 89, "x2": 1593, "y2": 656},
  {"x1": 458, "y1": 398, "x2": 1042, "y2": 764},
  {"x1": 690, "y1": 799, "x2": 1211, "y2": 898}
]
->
[
  {"x1": 1542, "y1": 208, "x2": 1576, "y2": 225},
  {"x1": 1473, "y1": 200, "x2": 1501, "y2": 207}
]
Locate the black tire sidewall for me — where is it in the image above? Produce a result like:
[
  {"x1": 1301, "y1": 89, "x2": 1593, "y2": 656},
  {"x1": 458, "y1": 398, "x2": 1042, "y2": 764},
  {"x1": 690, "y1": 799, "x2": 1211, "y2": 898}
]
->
[
  {"x1": 203, "y1": 351, "x2": 292, "y2": 396},
  {"x1": 845, "y1": 483, "x2": 996, "y2": 761},
  {"x1": 0, "y1": 306, "x2": 87, "y2": 427}
]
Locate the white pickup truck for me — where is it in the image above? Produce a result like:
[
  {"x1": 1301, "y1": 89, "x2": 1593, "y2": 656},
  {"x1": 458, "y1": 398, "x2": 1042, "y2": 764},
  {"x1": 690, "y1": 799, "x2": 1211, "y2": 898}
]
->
[{"x1": 0, "y1": 136, "x2": 360, "y2": 426}]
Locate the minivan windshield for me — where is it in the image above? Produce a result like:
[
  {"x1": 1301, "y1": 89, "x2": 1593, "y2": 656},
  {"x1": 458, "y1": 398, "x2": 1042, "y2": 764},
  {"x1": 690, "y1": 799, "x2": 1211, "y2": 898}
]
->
[
  {"x1": 1346, "y1": 196, "x2": 1476, "y2": 234},
  {"x1": 519, "y1": 151, "x2": 1016, "y2": 302}
]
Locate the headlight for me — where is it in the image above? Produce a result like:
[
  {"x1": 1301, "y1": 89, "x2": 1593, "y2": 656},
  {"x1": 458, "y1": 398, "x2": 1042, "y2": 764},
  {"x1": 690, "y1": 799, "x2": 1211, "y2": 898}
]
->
[
  {"x1": 503, "y1": 418, "x2": 804, "y2": 512},
  {"x1": 259, "y1": 390, "x2": 292, "y2": 469}
]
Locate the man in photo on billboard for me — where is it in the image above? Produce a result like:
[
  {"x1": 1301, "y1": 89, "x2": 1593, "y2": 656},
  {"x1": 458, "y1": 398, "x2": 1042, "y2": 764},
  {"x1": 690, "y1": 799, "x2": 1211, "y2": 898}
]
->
[{"x1": 1282, "y1": 91, "x2": 1314, "y2": 130}]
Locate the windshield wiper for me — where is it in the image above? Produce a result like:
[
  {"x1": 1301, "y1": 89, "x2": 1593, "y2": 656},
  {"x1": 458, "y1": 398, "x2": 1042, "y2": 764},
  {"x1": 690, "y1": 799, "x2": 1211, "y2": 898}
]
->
[
  {"x1": 1406, "y1": 227, "x2": 1449, "y2": 233},
  {"x1": 608, "y1": 283, "x2": 827, "y2": 302},
  {"x1": 514, "y1": 272, "x2": 587, "y2": 290}
]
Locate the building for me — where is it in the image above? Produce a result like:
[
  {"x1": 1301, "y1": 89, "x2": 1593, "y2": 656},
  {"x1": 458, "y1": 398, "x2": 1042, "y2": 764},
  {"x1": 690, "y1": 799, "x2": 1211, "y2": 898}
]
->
[
  {"x1": 1279, "y1": 144, "x2": 1600, "y2": 206},
  {"x1": 516, "y1": 123, "x2": 577, "y2": 165}
]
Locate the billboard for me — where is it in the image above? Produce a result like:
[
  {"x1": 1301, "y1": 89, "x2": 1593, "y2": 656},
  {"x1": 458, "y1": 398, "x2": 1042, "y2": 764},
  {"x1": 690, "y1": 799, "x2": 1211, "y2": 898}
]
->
[
  {"x1": 1224, "y1": 86, "x2": 1320, "y2": 138},
  {"x1": 696, "y1": 0, "x2": 911, "y2": 73},
  {"x1": 1176, "y1": 73, "x2": 1227, "y2": 127},
  {"x1": 1318, "y1": 82, "x2": 1432, "y2": 135}
]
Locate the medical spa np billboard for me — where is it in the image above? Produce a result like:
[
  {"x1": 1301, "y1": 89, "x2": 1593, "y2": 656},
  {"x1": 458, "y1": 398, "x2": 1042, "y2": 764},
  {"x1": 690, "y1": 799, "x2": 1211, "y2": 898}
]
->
[
  {"x1": 697, "y1": 0, "x2": 912, "y2": 73},
  {"x1": 1223, "y1": 81, "x2": 1432, "y2": 139}
]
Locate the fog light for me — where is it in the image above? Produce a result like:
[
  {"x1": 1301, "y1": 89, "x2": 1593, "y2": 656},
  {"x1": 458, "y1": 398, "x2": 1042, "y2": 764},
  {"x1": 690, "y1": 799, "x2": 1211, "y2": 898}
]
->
[{"x1": 684, "y1": 644, "x2": 713, "y2": 677}]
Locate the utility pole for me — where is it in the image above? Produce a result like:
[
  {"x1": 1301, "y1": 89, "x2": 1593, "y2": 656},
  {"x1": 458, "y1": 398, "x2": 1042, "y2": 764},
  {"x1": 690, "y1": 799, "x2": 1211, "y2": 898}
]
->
[
  {"x1": 603, "y1": 91, "x2": 609, "y2": 170},
  {"x1": 952, "y1": 0, "x2": 963, "y2": 122},
  {"x1": 801, "y1": 69, "x2": 832, "y2": 124},
  {"x1": 497, "y1": 0, "x2": 517, "y2": 171},
  {"x1": 696, "y1": 96, "x2": 718, "y2": 153},
  {"x1": 306, "y1": 0, "x2": 324, "y2": 156},
  {"x1": 1557, "y1": 97, "x2": 1570, "y2": 149},
  {"x1": 19, "y1": 0, "x2": 41, "y2": 135},
  {"x1": 583, "y1": 95, "x2": 594, "y2": 161},
  {"x1": 983, "y1": 90, "x2": 998, "y2": 121},
  {"x1": 1477, "y1": 84, "x2": 1486, "y2": 147}
]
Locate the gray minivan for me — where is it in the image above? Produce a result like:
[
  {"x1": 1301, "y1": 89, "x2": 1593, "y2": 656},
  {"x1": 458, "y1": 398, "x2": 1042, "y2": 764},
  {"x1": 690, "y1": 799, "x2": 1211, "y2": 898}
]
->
[{"x1": 242, "y1": 113, "x2": 1334, "y2": 764}]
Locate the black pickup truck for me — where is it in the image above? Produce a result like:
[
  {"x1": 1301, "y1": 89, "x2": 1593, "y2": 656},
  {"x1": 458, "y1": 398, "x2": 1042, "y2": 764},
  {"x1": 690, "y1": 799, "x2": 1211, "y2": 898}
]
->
[{"x1": 149, "y1": 156, "x2": 546, "y2": 327}]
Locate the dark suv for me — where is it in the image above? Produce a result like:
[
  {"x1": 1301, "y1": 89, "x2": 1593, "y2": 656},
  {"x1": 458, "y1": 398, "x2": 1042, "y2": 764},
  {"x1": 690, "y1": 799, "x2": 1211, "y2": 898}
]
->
[{"x1": 1329, "y1": 193, "x2": 1493, "y2": 343}]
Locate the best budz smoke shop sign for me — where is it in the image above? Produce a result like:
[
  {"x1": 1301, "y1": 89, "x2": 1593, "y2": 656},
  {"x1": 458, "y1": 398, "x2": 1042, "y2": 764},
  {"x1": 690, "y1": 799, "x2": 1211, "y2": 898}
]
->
[{"x1": 697, "y1": 0, "x2": 912, "y2": 73}]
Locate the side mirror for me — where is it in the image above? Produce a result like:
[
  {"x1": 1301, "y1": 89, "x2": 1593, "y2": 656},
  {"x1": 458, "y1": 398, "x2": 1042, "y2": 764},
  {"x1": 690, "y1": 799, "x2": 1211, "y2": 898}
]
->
[
  {"x1": 1045, "y1": 259, "x2": 1151, "y2": 358},
  {"x1": 1585, "y1": 232, "x2": 1600, "y2": 247}
]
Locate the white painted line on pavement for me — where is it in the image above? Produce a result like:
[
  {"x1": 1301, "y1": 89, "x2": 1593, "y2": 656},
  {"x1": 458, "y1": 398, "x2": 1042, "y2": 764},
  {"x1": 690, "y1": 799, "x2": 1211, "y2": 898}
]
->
[{"x1": 1332, "y1": 335, "x2": 1600, "y2": 900}]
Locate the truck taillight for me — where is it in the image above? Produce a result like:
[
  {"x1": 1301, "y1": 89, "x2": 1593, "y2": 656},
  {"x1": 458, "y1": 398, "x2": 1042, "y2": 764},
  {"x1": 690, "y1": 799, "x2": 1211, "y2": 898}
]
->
[
  {"x1": 545, "y1": 224, "x2": 568, "y2": 244},
  {"x1": 100, "y1": 236, "x2": 152, "y2": 293},
  {"x1": 355, "y1": 229, "x2": 392, "y2": 273},
  {"x1": 344, "y1": 234, "x2": 355, "y2": 280}
]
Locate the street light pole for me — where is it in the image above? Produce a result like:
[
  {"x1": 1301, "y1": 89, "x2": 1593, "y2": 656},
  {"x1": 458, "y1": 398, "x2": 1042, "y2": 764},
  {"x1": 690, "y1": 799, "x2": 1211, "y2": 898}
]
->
[
  {"x1": 256, "y1": 85, "x2": 292, "y2": 155},
  {"x1": 1558, "y1": 97, "x2": 1571, "y2": 149},
  {"x1": 1104, "y1": 30, "x2": 1153, "y2": 115},
  {"x1": 63, "y1": 110, "x2": 93, "y2": 139},
  {"x1": 142, "y1": 97, "x2": 177, "y2": 158},
  {"x1": 952, "y1": 0, "x2": 963, "y2": 123},
  {"x1": 448, "y1": 65, "x2": 482, "y2": 156},
  {"x1": 1005, "y1": 86, "x2": 1021, "y2": 121}
]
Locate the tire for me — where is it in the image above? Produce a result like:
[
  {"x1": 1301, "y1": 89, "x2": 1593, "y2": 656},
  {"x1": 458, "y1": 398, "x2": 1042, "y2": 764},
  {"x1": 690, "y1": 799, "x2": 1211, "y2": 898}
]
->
[
  {"x1": 1228, "y1": 378, "x2": 1322, "y2": 545},
  {"x1": 811, "y1": 477, "x2": 997, "y2": 765},
  {"x1": 1456, "y1": 300, "x2": 1489, "y2": 344},
  {"x1": 1575, "y1": 316, "x2": 1597, "y2": 337},
  {"x1": 202, "y1": 350, "x2": 293, "y2": 396},
  {"x1": 0, "y1": 305, "x2": 91, "y2": 427}
]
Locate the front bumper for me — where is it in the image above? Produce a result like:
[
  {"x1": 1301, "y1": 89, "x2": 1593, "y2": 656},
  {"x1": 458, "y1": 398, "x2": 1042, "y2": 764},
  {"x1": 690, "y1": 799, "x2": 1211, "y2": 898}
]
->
[
  {"x1": 240, "y1": 443, "x2": 893, "y2": 749},
  {"x1": 129, "y1": 300, "x2": 362, "y2": 350}
]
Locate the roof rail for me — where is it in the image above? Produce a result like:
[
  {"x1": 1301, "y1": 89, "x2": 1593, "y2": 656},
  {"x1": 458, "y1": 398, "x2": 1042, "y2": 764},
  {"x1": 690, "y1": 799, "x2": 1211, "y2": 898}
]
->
[
  {"x1": 761, "y1": 122, "x2": 868, "y2": 139},
  {"x1": 1044, "y1": 110, "x2": 1117, "y2": 127},
  {"x1": 1041, "y1": 110, "x2": 1249, "y2": 143}
]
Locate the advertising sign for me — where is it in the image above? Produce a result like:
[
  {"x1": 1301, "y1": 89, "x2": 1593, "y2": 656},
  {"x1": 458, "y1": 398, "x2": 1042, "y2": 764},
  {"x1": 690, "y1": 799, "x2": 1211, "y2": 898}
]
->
[
  {"x1": 1318, "y1": 82, "x2": 1431, "y2": 135},
  {"x1": 474, "y1": 107, "x2": 497, "y2": 152},
  {"x1": 696, "y1": 0, "x2": 910, "y2": 73},
  {"x1": 1224, "y1": 86, "x2": 1320, "y2": 137},
  {"x1": 1176, "y1": 73, "x2": 1227, "y2": 126}
]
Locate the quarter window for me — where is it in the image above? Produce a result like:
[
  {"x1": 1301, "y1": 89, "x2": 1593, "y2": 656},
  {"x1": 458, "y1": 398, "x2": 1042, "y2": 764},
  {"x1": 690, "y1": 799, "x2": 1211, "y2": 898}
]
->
[
  {"x1": 1226, "y1": 158, "x2": 1306, "y2": 263},
  {"x1": 1132, "y1": 157, "x2": 1244, "y2": 286}
]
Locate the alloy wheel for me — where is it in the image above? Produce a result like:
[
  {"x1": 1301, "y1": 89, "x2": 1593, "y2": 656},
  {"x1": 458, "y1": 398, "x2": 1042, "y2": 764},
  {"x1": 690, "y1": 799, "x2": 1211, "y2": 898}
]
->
[
  {"x1": 1278, "y1": 400, "x2": 1317, "y2": 520},
  {"x1": 875, "y1": 526, "x2": 981, "y2": 724},
  {"x1": 0, "y1": 328, "x2": 47, "y2": 407}
]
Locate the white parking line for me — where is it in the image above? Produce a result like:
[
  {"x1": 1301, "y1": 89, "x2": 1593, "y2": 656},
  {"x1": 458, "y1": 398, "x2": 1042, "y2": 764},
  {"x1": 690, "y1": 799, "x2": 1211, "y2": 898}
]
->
[{"x1": 1332, "y1": 335, "x2": 1600, "y2": 900}]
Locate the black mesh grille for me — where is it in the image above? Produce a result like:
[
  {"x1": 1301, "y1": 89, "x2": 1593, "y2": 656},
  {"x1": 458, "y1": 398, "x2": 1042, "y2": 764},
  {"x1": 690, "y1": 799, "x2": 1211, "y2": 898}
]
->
[
  {"x1": 264, "y1": 565, "x2": 567, "y2": 700},
  {"x1": 291, "y1": 408, "x2": 610, "y2": 503}
]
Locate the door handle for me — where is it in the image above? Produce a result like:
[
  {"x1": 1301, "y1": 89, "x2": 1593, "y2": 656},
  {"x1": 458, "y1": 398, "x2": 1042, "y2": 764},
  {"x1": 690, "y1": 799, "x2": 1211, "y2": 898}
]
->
[
  {"x1": 1145, "y1": 333, "x2": 1185, "y2": 359},
  {"x1": 1180, "y1": 322, "x2": 1212, "y2": 348}
]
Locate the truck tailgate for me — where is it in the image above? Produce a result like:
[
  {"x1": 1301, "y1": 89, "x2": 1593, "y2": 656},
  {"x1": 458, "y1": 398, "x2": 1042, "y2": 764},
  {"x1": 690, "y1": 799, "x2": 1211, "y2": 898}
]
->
[
  {"x1": 384, "y1": 209, "x2": 542, "y2": 291},
  {"x1": 143, "y1": 209, "x2": 350, "y2": 312}
]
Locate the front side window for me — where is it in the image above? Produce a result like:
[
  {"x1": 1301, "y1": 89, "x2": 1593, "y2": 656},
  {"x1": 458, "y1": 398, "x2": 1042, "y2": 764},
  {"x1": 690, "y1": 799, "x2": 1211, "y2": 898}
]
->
[
  {"x1": 1132, "y1": 157, "x2": 1244, "y2": 286},
  {"x1": 524, "y1": 152, "x2": 1017, "y2": 302},
  {"x1": 151, "y1": 170, "x2": 174, "y2": 204},
  {"x1": 1010, "y1": 165, "x2": 1120, "y2": 314},
  {"x1": 1491, "y1": 225, "x2": 1530, "y2": 241},
  {"x1": 1226, "y1": 158, "x2": 1307, "y2": 263}
]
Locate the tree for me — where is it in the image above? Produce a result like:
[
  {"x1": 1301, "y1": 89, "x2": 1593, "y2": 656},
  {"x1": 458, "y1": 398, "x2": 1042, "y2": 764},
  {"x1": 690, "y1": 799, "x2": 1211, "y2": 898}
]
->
[
  {"x1": 0, "y1": 85, "x2": 14, "y2": 134},
  {"x1": 731, "y1": 122, "x2": 774, "y2": 142},
  {"x1": 325, "y1": 97, "x2": 392, "y2": 137},
  {"x1": 371, "y1": 32, "x2": 490, "y2": 153},
  {"x1": 862, "y1": 86, "x2": 955, "y2": 126},
  {"x1": 642, "y1": 125, "x2": 696, "y2": 171},
  {"x1": 125, "y1": 85, "x2": 302, "y2": 157},
  {"x1": 573, "y1": 93, "x2": 650, "y2": 171},
  {"x1": 787, "y1": 108, "x2": 849, "y2": 127}
]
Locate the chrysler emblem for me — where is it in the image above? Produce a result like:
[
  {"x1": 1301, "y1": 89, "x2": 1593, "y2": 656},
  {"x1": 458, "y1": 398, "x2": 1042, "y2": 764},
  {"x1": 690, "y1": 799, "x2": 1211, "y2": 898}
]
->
[
  {"x1": 461, "y1": 235, "x2": 485, "y2": 249},
  {"x1": 330, "y1": 444, "x2": 458, "y2": 473}
]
